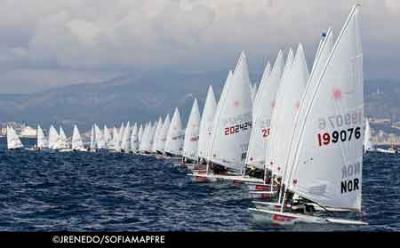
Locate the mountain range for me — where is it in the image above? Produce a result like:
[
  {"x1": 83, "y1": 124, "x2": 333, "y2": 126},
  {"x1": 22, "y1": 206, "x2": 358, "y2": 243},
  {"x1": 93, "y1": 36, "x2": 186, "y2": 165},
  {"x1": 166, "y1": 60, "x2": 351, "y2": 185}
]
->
[{"x1": 0, "y1": 70, "x2": 398, "y2": 132}]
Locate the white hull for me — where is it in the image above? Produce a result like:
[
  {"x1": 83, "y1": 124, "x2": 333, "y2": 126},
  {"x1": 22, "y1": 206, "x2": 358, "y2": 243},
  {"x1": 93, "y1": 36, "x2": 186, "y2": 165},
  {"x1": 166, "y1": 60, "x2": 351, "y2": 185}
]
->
[
  {"x1": 246, "y1": 182, "x2": 277, "y2": 191},
  {"x1": 252, "y1": 201, "x2": 355, "y2": 213},
  {"x1": 249, "y1": 208, "x2": 367, "y2": 225},
  {"x1": 376, "y1": 148, "x2": 397, "y2": 154},
  {"x1": 188, "y1": 173, "x2": 263, "y2": 184},
  {"x1": 58, "y1": 148, "x2": 73, "y2": 152},
  {"x1": 187, "y1": 173, "x2": 218, "y2": 183},
  {"x1": 248, "y1": 190, "x2": 278, "y2": 200}
]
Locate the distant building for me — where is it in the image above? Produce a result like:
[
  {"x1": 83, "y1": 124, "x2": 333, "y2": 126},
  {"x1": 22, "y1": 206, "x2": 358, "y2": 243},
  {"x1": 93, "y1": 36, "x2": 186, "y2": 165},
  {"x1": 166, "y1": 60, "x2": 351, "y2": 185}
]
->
[
  {"x1": 370, "y1": 118, "x2": 391, "y2": 125},
  {"x1": 0, "y1": 127, "x2": 6, "y2": 137},
  {"x1": 20, "y1": 126, "x2": 37, "y2": 138}
]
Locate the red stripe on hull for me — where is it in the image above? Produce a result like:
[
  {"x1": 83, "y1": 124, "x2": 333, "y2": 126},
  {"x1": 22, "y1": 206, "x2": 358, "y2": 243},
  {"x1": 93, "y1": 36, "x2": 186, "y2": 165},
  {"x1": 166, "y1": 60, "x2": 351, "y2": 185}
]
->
[{"x1": 272, "y1": 214, "x2": 296, "y2": 224}]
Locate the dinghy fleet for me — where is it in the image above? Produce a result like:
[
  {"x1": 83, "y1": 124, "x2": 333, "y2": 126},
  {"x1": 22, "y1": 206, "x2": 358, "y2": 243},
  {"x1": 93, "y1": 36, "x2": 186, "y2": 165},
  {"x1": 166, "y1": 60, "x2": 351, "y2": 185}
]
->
[{"x1": 6, "y1": 5, "x2": 373, "y2": 226}]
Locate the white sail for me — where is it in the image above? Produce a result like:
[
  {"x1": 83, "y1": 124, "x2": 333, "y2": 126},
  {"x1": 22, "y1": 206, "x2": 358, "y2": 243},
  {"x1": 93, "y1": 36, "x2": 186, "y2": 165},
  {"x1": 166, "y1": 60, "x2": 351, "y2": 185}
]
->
[
  {"x1": 72, "y1": 125, "x2": 85, "y2": 151},
  {"x1": 268, "y1": 44, "x2": 309, "y2": 178},
  {"x1": 287, "y1": 6, "x2": 363, "y2": 211},
  {"x1": 139, "y1": 122, "x2": 152, "y2": 152},
  {"x1": 198, "y1": 86, "x2": 217, "y2": 161},
  {"x1": 90, "y1": 125, "x2": 96, "y2": 151},
  {"x1": 252, "y1": 62, "x2": 271, "y2": 117},
  {"x1": 150, "y1": 122, "x2": 157, "y2": 150},
  {"x1": 118, "y1": 123, "x2": 125, "y2": 148},
  {"x1": 120, "y1": 121, "x2": 131, "y2": 152},
  {"x1": 183, "y1": 98, "x2": 201, "y2": 160},
  {"x1": 208, "y1": 52, "x2": 253, "y2": 172},
  {"x1": 155, "y1": 115, "x2": 170, "y2": 153},
  {"x1": 151, "y1": 117, "x2": 163, "y2": 153},
  {"x1": 364, "y1": 118, "x2": 374, "y2": 152},
  {"x1": 37, "y1": 125, "x2": 48, "y2": 149},
  {"x1": 7, "y1": 125, "x2": 24, "y2": 149},
  {"x1": 250, "y1": 83, "x2": 258, "y2": 102},
  {"x1": 130, "y1": 123, "x2": 139, "y2": 153},
  {"x1": 94, "y1": 124, "x2": 106, "y2": 149},
  {"x1": 48, "y1": 125, "x2": 59, "y2": 149},
  {"x1": 59, "y1": 126, "x2": 69, "y2": 149},
  {"x1": 138, "y1": 125, "x2": 144, "y2": 144},
  {"x1": 111, "y1": 127, "x2": 120, "y2": 151},
  {"x1": 284, "y1": 29, "x2": 335, "y2": 183},
  {"x1": 246, "y1": 52, "x2": 283, "y2": 169},
  {"x1": 165, "y1": 108, "x2": 184, "y2": 156},
  {"x1": 104, "y1": 125, "x2": 111, "y2": 148}
]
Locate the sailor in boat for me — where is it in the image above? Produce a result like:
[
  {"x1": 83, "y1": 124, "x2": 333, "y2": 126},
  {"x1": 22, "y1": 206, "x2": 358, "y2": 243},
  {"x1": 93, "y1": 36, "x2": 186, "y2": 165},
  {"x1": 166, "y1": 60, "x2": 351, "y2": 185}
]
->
[
  {"x1": 193, "y1": 158, "x2": 207, "y2": 171},
  {"x1": 245, "y1": 165, "x2": 266, "y2": 179}
]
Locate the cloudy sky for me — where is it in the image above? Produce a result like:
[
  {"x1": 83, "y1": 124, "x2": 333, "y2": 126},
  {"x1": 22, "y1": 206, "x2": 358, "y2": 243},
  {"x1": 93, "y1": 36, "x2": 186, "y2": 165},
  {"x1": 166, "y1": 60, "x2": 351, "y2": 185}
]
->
[{"x1": 0, "y1": 0, "x2": 399, "y2": 93}]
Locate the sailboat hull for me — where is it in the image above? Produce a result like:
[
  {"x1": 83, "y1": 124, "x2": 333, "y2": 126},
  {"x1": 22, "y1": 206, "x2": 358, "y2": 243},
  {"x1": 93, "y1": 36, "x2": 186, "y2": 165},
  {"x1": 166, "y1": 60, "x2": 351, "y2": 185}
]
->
[
  {"x1": 248, "y1": 190, "x2": 277, "y2": 200},
  {"x1": 188, "y1": 173, "x2": 218, "y2": 183},
  {"x1": 249, "y1": 208, "x2": 367, "y2": 225}
]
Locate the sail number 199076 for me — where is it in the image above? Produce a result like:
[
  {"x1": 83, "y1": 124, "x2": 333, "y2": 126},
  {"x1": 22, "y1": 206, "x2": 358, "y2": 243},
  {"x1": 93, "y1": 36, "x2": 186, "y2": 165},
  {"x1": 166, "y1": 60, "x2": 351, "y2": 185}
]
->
[{"x1": 317, "y1": 127, "x2": 361, "y2": 146}]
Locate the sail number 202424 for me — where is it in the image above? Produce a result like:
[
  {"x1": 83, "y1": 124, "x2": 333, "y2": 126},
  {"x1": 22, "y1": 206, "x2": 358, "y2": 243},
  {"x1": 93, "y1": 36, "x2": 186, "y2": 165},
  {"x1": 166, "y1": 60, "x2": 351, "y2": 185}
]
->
[
  {"x1": 317, "y1": 127, "x2": 361, "y2": 146},
  {"x1": 224, "y1": 121, "x2": 252, "y2": 136}
]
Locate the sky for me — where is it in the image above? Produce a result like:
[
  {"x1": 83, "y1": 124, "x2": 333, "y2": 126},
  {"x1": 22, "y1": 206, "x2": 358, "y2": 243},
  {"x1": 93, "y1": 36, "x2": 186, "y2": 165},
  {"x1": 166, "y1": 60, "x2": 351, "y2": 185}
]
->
[{"x1": 0, "y1": 0, "x2": 399, "y2": 94}]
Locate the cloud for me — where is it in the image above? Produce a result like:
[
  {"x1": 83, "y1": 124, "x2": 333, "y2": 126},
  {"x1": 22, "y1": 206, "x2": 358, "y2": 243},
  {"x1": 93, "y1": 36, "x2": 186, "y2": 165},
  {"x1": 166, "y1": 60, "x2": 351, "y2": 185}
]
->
[{"x1": 0, "y1": 0, "x2": 399, "y2": 93}]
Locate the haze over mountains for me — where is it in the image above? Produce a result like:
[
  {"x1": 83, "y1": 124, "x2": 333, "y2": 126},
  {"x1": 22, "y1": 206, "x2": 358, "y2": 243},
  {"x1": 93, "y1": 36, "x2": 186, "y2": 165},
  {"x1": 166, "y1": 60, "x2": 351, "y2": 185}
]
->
[
  {"x1": 0, "y1": 70, "x2": 230, "y2": 130},
  {"x1": 0, "y1": 68, "x2": 397, "y2": 131}
]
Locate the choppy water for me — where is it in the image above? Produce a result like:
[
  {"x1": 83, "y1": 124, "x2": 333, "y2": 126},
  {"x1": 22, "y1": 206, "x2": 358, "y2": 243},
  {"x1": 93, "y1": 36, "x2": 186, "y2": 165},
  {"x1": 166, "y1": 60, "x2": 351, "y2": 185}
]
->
[{"x1": 0, "y1": 138, "x2": 399, "y2": 231}]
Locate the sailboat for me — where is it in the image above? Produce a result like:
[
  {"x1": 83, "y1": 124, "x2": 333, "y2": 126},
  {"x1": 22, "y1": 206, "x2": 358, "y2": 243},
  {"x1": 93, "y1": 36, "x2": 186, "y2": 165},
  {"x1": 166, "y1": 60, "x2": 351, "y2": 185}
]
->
[
  {"x1": 89, "y1": 125, "x2": 96, "y2": 152},
  {"x1": 246, "y1": 52, "x2": 282, "y2": 176},
  {"x1": 149, "y1": 121, "x2": 157, "y2": 152},
  {"x1": 182, "y1": 98, "x2": 201, "y2": 165},
  {"x1": 250, "y1": 5, "x2": 367, "y2": 225},
  {"x1": 104, "y1": 125, "x2": 112, "y2": 149},
  {"x1": 155, "y1": 115, "x2": 170, "y2": 155},
  {"x1": 248, "y1": 45, "x2": 309, "y2": 198},
  {"x1": 130, "y1": 123, "x2": 139, "y2": 153},
  {"x1": 243, "y1": 53, "x2": 284, "y2": 194},
  {"x1": 151, "y1": 117, "x2": 163, "y2": 153},
  {"x1": 197, "y1": 86, "x2": 217, "y2": 168},
  {"x1": 139, "y1": 122, "x2": 150, "y2": 154},
  {"x1": 72, "y1": 125, "x2": 85, "y2": 151},
  {"x1": 48, "y1": 125, "x2": 60, "y2": 150},
  {"x1": 109, "y1": 126, "x2": 120, "y2": 152},
  {"x1": 253, "y1": 30, "x2": 334, "y2": 202},
  {"x1": 164, "y1": 107, "x2": 184, "y2": 158},
  {"x1": 36, "y1": 125, "x2": 48, "y2": 151},
  {"x1": 364, "y1": 118, "x2": 375, "y2": 153},
  {"x1": 249, "y1": 34, "x2": 331, "y2": 196},
  {"x1": 120, "y1": 121, "x2": 131, "y2": 153},
  {"x1": 118, "y1": 122, "x2": 125, "y2": 149},
  {"x1": 138, "y1": 124, "x2": 144, "y2": 145},
  {"x1": 193, "y1": 52, "x2": 253, "y2": 182},
  {"x1": 191, "y1": 70, "x2": 233, "y2": 182},
  {"x1": 58, "y1": 126, "x2": 70, "y2": 151},
  {"x1": 6, "y1": 125, "x2": 24, "y2": 150},
  {"x1": 269, "y1": 44, "x2": 309, "y2": 185}
]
